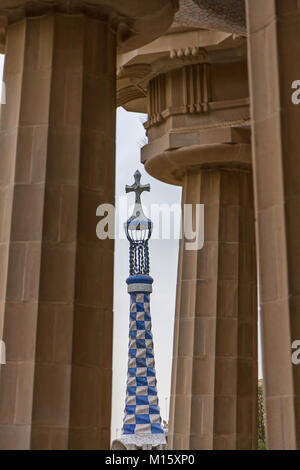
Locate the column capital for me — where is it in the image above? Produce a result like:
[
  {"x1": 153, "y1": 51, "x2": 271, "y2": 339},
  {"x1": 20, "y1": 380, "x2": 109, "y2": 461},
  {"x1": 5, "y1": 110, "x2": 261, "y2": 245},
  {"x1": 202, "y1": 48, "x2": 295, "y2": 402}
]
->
[
  {"x1": 0, "y1": 0, "x2": 178, "y2": 54},
  {"x1": 117, "y1": 28, "x2": 247, "y2": 112},
  {"x1": 142, "y1": 128, "x2": 252, "y2": 186}
]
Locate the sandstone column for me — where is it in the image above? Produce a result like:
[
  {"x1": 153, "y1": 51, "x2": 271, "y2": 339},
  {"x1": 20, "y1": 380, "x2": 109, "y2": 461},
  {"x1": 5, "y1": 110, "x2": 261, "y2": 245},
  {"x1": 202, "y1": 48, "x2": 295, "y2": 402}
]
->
[
  {"x1": 0, "y1": 0, "x2": 177, "y2": 449},
  {"x1": 168, "y1": 154, "x2": 257, "y2": 449},
  {"x1": 0, "y1": 13, "x2": 115, "y2": 450},
  {"x1": 246, "y1": 0, "x2": 300, "y2": 449}
]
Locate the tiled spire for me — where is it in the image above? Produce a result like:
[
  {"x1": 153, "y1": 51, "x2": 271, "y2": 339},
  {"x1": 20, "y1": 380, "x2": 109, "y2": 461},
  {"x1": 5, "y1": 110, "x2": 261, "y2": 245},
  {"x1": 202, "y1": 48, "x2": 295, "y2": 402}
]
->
[{"x1": 113, "y1": 171, "x2": 166, "y2": 450}]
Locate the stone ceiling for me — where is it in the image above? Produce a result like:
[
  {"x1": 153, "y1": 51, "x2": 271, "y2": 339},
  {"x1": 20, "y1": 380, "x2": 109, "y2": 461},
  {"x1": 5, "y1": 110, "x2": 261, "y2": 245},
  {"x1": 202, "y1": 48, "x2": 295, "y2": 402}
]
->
[{"x1": 174, "y1": 0, "x2": 246, "y2": 35}]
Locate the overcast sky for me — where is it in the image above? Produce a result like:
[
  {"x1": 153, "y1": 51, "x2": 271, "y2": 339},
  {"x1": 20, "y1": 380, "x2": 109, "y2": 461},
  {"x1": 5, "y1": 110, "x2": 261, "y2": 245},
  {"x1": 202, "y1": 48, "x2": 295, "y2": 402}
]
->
[{"x1": 0, "y1": 54, "x2": 261, "y2": 442}]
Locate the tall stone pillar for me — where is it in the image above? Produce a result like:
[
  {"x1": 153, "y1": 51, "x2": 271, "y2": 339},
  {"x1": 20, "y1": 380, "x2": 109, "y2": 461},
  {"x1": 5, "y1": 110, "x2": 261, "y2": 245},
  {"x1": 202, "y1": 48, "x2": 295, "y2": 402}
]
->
[
  {"x1": 0, "y1": 12, "x2": 116, "y2": 451},
  {"x1": 168, "y1": 153, "x2": 257, "y2": 449},
  {"x1": 246, "y1": 0, "x2": 300, "y2": 449},
  {"x1": 0, "y1": 1, "x2": 177, "y2": 450}
]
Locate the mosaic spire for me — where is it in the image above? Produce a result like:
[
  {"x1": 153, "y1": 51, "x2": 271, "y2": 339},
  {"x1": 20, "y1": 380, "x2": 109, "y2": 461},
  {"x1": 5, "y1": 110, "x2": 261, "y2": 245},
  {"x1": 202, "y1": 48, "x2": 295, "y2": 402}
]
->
[{"x1": 113, "y1": 171, "x2": 166, "y2": 450}]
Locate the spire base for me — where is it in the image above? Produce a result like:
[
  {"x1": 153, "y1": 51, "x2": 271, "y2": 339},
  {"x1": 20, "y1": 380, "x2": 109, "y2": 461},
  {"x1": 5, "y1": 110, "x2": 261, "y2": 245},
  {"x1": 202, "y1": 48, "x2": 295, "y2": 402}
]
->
[
  {"x1": 126, "y1": 275, "x2": 153, "y2": 293},
  {"x1": 112, "y1": 433, "x2": 167, "y2": 450}
]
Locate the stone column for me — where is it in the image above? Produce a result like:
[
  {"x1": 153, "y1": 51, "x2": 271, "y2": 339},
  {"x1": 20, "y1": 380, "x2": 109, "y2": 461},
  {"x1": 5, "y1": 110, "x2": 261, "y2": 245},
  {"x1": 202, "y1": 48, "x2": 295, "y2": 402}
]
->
[
  {"x1": 0, "y1": 13, "x2": 115, "y2": 450},
  {"x1": 246, "y1": 0, "x2": 300, "y2": 450},
  {"x1": 119, "y1": 276, "x2": 166, "y2": 449},
  {"x1": 166, "y1": 145, "x2": 257, "y2": 450}
]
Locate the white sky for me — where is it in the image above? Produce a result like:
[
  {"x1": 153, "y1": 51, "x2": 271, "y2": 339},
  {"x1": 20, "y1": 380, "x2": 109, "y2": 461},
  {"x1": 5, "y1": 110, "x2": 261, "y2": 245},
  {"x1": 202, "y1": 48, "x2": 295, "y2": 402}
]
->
[{"x1": 0, "y1": 53, "x2": 261, "y2": 442}]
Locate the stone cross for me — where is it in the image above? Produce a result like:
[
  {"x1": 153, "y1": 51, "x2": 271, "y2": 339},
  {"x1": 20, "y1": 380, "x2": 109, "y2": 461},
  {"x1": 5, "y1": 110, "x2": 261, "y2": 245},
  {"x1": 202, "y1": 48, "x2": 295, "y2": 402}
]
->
[{"x1": 126, "y1": 170, "x2": 150, "y2": 206}]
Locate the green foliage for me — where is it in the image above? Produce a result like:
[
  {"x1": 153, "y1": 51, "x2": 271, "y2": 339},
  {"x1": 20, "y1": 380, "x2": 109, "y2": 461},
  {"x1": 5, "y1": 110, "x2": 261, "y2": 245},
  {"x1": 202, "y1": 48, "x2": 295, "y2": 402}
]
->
[{"x1": 258, "y1": 385, "x2": 266, "y2": 450}]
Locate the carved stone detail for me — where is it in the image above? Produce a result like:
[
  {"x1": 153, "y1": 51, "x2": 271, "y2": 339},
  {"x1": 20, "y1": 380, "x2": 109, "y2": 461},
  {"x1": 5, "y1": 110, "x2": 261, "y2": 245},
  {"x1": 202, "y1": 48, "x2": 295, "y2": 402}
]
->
[
  {"x1": 170, "y1": 46, "x2": 207, "y2": 61},
  {"x1": 148, "y1": 74, "x2": 166, "y2": 126},
  {"x1": 146, "y1": 63, "x2": 211, "y2": 128},
  {"x1": 183, "y1": 63, "x2": 211, "y2": 113}
]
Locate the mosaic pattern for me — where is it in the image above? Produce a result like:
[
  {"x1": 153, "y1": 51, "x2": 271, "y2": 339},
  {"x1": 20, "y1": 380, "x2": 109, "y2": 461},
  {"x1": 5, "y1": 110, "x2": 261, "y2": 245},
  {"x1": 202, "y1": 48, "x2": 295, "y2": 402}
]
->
[
  {"x1": 175, "y1": 0, "x2": 246, "y2": 35},
  {"x1": 121, "y1": 292, "x2": 165, "y2": 444}
]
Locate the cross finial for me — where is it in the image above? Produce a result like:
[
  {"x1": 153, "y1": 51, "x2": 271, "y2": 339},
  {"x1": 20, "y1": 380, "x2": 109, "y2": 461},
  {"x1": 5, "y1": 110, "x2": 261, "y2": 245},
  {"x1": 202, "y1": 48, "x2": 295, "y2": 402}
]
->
[{"x1": 126, "y1": 170, "x2": 150, "y2": 206}]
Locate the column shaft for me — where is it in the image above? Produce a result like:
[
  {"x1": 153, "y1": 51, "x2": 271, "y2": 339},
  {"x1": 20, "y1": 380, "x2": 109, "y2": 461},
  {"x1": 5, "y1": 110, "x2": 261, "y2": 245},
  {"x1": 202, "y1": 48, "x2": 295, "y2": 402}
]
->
[
  {"x1": 246, "y1": 0, "x2": 300, "y2": 449},
  {"x1": 169, "y1": 167, "x2": 258, "y2": 450},
  {"x1": 0, "y1": 13, "x2": 115, "y2": 449}
]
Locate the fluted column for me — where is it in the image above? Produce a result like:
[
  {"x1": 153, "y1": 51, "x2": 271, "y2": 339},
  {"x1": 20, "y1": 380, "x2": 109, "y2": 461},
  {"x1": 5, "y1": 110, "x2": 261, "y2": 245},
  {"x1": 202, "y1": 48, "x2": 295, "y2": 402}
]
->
[
  {"x1": 168, "y1": 151, "x2": 258, "y2": 450},
  {"x1": 0, "y1": 13, "x2": 115, "y2": 450},
  {"x1": 246, "y1": 0, "x2": 300, "y2": 449}
]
